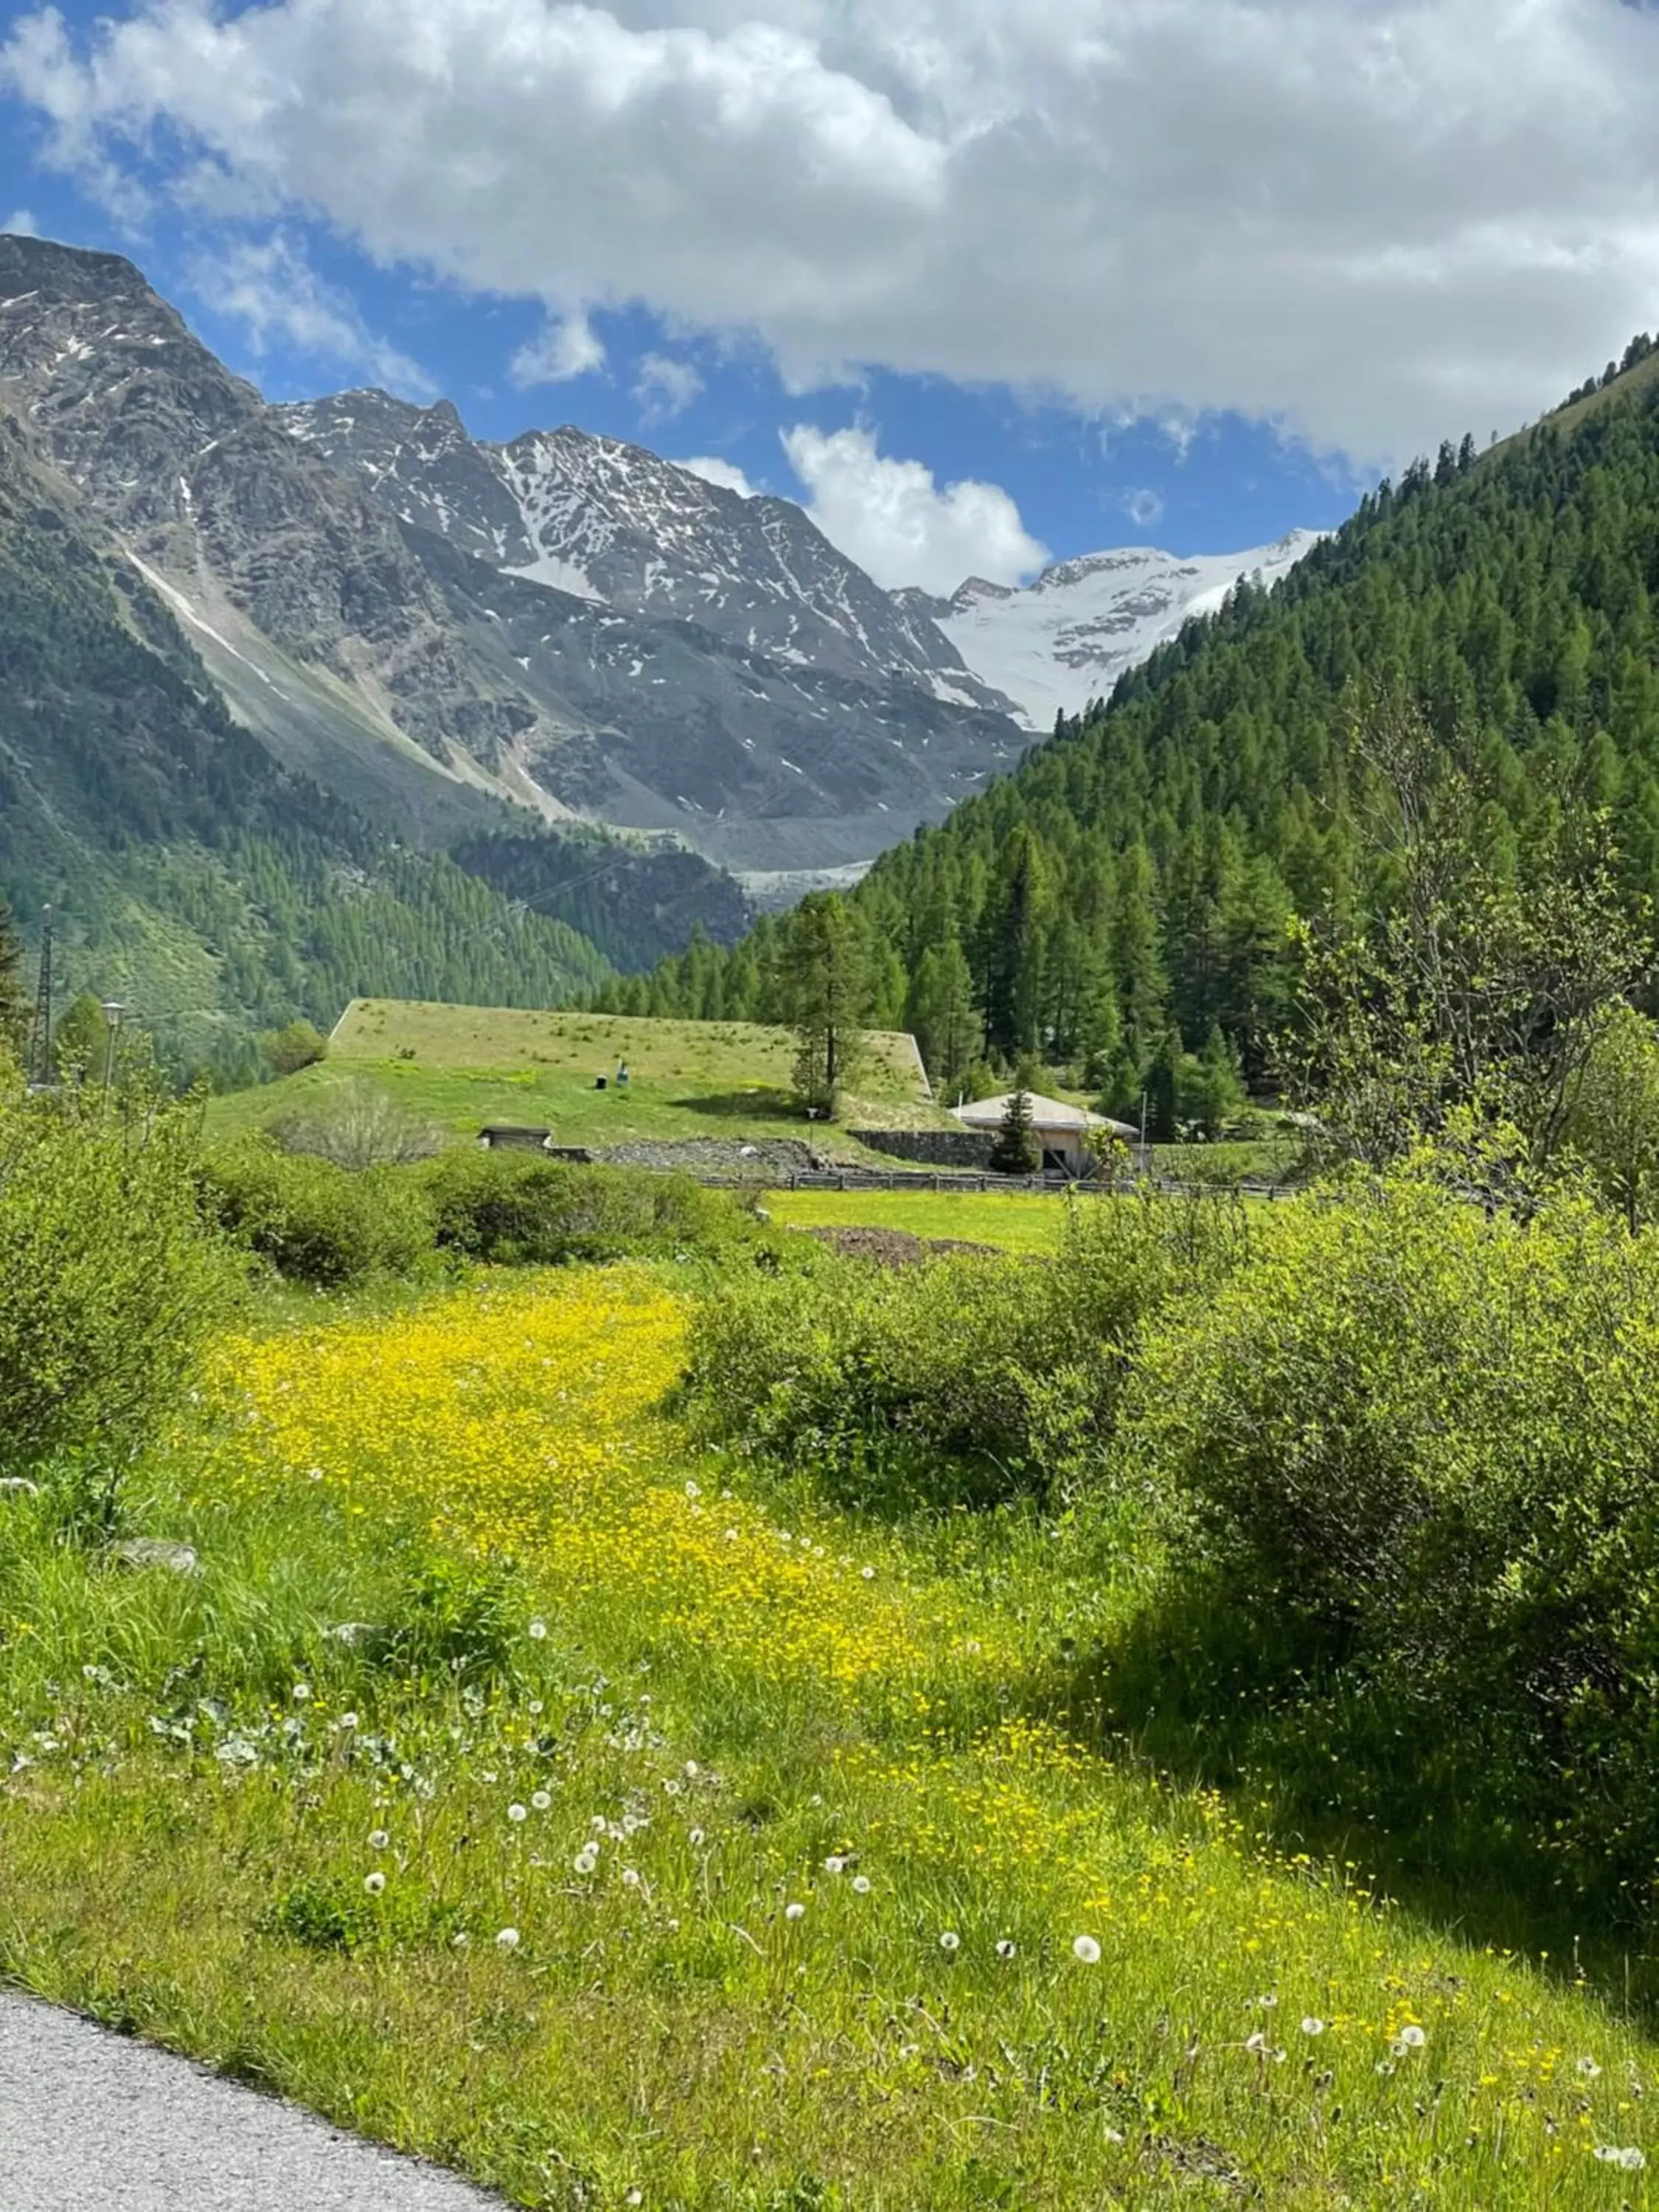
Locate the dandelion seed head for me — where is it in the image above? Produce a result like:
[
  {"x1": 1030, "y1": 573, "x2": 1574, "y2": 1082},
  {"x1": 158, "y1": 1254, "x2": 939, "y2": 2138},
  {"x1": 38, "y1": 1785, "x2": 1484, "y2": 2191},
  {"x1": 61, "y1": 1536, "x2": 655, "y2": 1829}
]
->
[
  {"x1": 824, "y1": 1856, "x2": 846, "y2": 1875},
  {"x1": 939, "y1": 1931, "x2": 961, "y2": 1952},
  {"x1": 495, "y1": 1926, "x2": 521, "y2": 1950},
  {"x1": 785, "y1": 1902, "x2": 806, "y2": 1921},
  {"x1": 364, "y1": 1871, "x2": 386, "y2": 1895},
  {"x1": 1072, "y1": 1935, "x2": 1102, "y2": 1964},
  {"x1": 852, "y1": 1875, "x2": 872, "y2": 1895},
  {"x1": 995, "y1": 1938, "x2": 1016, "y2": 1959},
  {"x1": 368, "y1": 1829, "x2": 389, "y2": 1850},
  {"x1": 527, "y1": 1619, "x2": 548, "y2": 1641},
  {"x1": 1301, "y1": 2017, "x2": 1326, "y2": 2037},
  {"x1": 507, "y1": 1803, "x2": 528, "y2": 1823}
]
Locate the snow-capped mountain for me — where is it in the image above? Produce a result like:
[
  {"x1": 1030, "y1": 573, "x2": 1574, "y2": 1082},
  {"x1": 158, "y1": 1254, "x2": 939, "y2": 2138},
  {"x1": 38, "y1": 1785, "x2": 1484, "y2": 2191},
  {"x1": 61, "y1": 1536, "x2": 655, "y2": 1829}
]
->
[
  {"x1": 276, "y1": 390, "x2": 1012, "y2": 714},
  {"x1": 900, "y1": 534, "x2": 1325, "y2": 731},
  {"x1": 0, "y1": 234, "x2": 1024, "y2": 882}
]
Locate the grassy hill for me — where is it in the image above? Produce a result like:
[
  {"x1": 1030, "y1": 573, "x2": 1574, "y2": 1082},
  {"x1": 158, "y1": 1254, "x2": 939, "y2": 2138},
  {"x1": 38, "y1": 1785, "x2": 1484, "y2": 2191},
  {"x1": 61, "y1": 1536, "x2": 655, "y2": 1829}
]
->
[{"x1": 209, "y1": 999, "x2": 944, "y2": 1152}]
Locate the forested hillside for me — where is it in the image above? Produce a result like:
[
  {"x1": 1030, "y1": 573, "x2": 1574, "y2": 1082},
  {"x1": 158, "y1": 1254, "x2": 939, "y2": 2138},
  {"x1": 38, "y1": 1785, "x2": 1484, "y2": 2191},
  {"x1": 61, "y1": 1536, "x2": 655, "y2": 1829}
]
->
[
  {"x1": 0, "y1": 414, "x2": 612, "y2": 1081},
  {"x1": 608, "y1": 340, "x2": 1659, "y2": 1113}
]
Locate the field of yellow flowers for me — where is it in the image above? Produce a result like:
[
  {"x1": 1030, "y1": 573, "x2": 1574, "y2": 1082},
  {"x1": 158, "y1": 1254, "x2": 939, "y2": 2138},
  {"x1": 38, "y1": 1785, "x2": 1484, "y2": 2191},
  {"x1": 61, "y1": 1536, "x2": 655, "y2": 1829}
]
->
[{"x1": 2, "y1": 1265, "x2": 1657, "y2": 2208}]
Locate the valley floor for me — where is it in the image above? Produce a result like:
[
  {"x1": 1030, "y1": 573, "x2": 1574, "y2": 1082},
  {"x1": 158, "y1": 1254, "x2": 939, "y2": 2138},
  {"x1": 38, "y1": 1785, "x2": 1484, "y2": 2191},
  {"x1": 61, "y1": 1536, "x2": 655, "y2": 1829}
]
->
[{"x1": 1, "y1": 1267, "x2": 1652, "y2": 2208}]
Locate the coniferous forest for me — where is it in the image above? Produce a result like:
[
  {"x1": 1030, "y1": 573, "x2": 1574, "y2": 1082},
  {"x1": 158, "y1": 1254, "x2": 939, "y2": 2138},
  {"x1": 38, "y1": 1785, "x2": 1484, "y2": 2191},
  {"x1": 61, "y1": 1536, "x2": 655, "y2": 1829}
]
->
[{"x1": 602, "y1": 347, "x2": 1659, "y2": 1119}]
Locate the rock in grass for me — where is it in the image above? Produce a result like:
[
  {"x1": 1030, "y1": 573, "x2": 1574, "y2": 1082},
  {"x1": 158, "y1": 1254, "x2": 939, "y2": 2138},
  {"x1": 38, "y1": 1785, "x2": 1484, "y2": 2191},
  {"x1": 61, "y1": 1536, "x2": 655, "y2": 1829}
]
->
[{"x1": 108, "y1": 1537, "x2": 201, "y2": 1576}]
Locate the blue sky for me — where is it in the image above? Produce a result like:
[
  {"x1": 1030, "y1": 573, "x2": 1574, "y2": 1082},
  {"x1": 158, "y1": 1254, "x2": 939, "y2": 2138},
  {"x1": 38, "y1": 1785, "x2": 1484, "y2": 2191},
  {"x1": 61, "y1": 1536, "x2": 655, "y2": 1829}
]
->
[{"x1": 4, "y1": 0, "x2": 1658, "y2": 595}]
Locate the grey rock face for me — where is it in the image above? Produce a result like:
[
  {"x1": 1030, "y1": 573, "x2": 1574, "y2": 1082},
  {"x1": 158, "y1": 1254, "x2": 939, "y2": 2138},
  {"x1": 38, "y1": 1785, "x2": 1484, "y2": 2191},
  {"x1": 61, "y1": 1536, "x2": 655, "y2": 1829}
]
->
[
  {"x1": 0, "y1": 234, "x2": 1028, "y2": 874},
  {"x1": 279, "y1": 390, "x2": 1019, "y2": 712}
]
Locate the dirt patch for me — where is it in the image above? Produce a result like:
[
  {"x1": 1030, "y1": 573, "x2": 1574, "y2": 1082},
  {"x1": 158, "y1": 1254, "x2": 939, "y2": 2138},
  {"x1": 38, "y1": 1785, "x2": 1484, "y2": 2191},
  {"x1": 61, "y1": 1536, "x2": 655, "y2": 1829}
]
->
[{"x1": 799, "y1": 1225, "x2": 1001, "y2": 1267}]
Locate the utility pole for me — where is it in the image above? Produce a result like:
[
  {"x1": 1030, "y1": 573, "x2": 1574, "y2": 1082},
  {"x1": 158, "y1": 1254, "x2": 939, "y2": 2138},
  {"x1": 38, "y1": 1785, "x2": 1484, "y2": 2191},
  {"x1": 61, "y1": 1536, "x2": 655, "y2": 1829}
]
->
[{"x1": 27, "y1": 906, "x2": 53, "y2": 1088}]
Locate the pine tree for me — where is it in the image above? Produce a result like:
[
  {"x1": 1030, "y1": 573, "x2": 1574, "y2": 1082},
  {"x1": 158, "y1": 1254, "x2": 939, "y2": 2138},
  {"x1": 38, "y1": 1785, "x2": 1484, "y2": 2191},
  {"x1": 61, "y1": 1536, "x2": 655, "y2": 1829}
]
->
[
  {"x1": 906, "y1": 936, "x2": 977, "y2": 1099},
  {"x1": 774, "y1": 893, "x2": 870, "y2": 1116},
  {"x1": 988, "y1": 1086, "x2": 1040, "y2": 1175}
]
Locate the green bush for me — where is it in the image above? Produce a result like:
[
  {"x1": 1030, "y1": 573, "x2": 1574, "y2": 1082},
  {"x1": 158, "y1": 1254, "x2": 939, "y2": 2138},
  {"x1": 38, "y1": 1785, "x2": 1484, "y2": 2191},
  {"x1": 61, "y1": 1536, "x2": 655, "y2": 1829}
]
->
[
  {"x1": 0, "y1": 1083, "x2": 236, "y2": 1490},
  {"x1": 684, "y1": 1193, "x2": 1248, "y2": 1511},
  {"x1": 1115, "y1": 1158, "x2": 1659, "y2": 1913},
  {"x1": 201, "y1": 1144, "x2": 437, "y2": 1287},
  {"x1": 422, "y1": 1150, "x2": 759, "y2": 1267}
]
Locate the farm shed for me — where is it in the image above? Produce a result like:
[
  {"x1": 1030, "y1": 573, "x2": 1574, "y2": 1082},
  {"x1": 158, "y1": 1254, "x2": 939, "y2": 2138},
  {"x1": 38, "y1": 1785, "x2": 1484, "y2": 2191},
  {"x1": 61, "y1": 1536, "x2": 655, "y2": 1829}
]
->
[
  {"x1": 952, "y1": 1093, "x2": 1135, "y2": 1176},
  {"x1": 477, "y1": 1124, "x2": 553, "y2": 1152}
]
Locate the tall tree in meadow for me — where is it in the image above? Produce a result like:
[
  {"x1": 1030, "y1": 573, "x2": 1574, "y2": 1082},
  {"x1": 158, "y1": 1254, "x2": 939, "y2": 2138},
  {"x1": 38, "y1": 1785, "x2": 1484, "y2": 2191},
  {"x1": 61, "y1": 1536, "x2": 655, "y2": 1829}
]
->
[{"x1": 774, "y1": 892, "x2": 871, "y2": 1116}]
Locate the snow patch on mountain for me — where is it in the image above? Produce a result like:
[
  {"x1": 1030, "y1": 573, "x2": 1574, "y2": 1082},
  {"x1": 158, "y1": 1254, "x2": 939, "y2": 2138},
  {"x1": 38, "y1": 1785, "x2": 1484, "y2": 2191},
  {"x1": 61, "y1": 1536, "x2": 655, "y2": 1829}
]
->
[{"x1": 924, "y1": 532, "x2": 1325, "y2": 729}]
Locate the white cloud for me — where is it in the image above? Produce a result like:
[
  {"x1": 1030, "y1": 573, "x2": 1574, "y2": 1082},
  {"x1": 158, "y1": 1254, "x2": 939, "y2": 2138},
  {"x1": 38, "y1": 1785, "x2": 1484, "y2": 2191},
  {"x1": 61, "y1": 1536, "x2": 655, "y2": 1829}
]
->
[
  {"x1": 633, "y1": 351, "x2": 703, "y2": 422},
  {"x1": 1124, "y1": 487, "x2": 1165, "y2": 529},
  {"x1": 509, "y1": 309, "x2": 605, "y2": 388},
  {"x1": 2, "y1": 207, "x2": 39, "y2": 236},
  {"x1": 782, "y1": 423, "x2": 1046, "y2": 594},
  {"x1": 10, "y1": 0, "x2": 1659, "y2": 462},
  {"x1": 187, "y1": 233, "x2": 434, "y2": 396},
  {"x1": 678, "y1": 454, "x2": 757, "y2": 497}
]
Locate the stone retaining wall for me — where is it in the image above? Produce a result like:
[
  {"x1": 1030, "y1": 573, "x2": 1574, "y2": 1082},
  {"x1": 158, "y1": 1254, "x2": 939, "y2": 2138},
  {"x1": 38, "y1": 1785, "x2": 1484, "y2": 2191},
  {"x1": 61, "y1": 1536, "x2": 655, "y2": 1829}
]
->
[{"x1": 848, "y1": 1127, "x2": 998, "y2": 1170}]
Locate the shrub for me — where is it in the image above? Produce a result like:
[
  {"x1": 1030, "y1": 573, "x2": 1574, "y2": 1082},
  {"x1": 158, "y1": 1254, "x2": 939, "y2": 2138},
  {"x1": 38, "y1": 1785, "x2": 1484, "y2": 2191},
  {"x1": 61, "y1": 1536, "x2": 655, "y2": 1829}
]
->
[
  {"x1": 267, "y1": 1077, "x2": 442, "y2": 1168},
  {"x1": 0, "y1": 1085, "x2": 236, "y2": 1492},
  {"x1": 259, "y1": 1019, "x2": 329, "y2": 1078},
  {"x1": 423, "y1": 1151, "x2": 759, "y2": 1267},
  {"x1": 201, "y1": 1144, "x2": 437, "y2": 1286},
  {"x1": 684, "y1": 1192, "x2": 1247, "y2": 1511},
  {"x1": 1115, "y1": 1158, "x2": 1659, "y2": 1913}
]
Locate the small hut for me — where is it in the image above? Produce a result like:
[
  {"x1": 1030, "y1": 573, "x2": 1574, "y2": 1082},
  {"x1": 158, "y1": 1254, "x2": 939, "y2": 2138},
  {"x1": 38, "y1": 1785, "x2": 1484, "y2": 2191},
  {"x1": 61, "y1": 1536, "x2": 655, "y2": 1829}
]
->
[
  {"x1": 478, "y1": 1124, "x2": 553, "y2": 1152},
  {"x1": 952, "y1": 1093, "x2": 1135, "y2": 1176}
]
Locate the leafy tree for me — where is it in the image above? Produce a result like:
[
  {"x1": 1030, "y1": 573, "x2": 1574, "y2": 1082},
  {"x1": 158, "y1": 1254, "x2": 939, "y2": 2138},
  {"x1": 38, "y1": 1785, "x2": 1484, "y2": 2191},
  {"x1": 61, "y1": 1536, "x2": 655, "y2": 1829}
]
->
[
  {"x1": 1563, "y1": 1004, "x2": 1659, "y2": 1229},
  {"x1": 0, "y1": 897, "x2": 27, "y2": 1056},
  {"x1": 52, "y1": 992, "x2": 111, "y2": 1083},
  {"x1": 1183, "y1": 1024, "x2": 1247, "y2": 1138},
  {"x1": 260, "y1": 1018, "x2": 329, "y2": 1077},
  {"x1": 987, "y1": 1086, "x2": 1040, "y2": 1175},
  {"x1": 773, "y1": 893, "x2": 870, "y2": 1116}
]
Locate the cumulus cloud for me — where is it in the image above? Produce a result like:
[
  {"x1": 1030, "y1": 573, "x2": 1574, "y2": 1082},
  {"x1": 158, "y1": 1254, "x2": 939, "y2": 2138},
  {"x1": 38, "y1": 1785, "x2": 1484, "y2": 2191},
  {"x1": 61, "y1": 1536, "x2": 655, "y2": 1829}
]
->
[
  {"x1": 634, "y1": 351, "x2": 703, "y2": 422},
  {"x1": 509, "y1": 309, "x2": 605, "y2": 388},
  {"x1": 8, "y1": 0, "x2": 1659, "y2": 460},
  {"x1": 678, "y1": 455, "x2": 758, "y2": 497},
  {"x1": 782, "y1": 423, "x2": 1046, "y2": 594},
  {"x1": 187, "y1": 233, "x2": 434, "y2": 396},
  {"x1": 2, "y1": 207, "x2": 39, "y2": 236}
]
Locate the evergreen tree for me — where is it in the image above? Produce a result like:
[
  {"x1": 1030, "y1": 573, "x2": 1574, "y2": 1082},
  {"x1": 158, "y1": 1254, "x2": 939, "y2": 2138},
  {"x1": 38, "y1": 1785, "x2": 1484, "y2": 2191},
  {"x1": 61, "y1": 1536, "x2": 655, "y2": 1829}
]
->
[
  {"x1": 988, "y1": 1086, "x2": 1040, "y2": 1175},
  {"x1": 906, "y1": 936, "x2": 978, "y2": 1099},
  {"x1": 774, "y1": 893, "x2": 870, "y2": 1116}
]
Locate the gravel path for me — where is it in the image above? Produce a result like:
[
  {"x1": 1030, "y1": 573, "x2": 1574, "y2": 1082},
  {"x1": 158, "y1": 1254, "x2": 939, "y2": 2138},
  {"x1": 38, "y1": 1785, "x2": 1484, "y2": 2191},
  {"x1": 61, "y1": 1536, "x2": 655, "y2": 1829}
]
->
[{"x1": 0, "y1": 1992, "x2": 510, "y2": 2211}]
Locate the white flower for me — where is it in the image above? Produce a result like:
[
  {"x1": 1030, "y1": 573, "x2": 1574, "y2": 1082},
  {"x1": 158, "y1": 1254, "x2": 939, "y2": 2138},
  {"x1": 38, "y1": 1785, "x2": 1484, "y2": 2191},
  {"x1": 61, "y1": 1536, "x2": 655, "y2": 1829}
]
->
[
  {"x1": 291, "y1": 1683, "x2": 310, "y2": 1702},
  {"x1": 368, "y1": 1828, "x2": 389, "y2": 1850},
  {"x1": 852, "y1": 1875, "x2": 872, "y2": 1895},
  {"x1": 574, "y1": 1848, "x2": 598, "y2": 1875},
  {"x1": 1596, "y1": 2146, "x2": 1647, "y2": 2169},
  {"x1": 1072, "y1": 1935, "x2": 1102, "y2": 1965},
  {"x1": 364, "y1": 1871, "x2": 386, "y2": 1895},
  {"x1": 689, "y1": 1828, "x2": 705, "y2": 1846},
  {"x1": 495, "y1": 1927, "x2": 521, "y2": 1950},
  {"x1": 860, "y1": 1566, "x2": 876, "y2": 1581},
  {"x1": 527, "y1": 1698, "x2": 543, "y2": 1715},
  {"x1": 1577, "y1": 2056, "x2": 1603, "y2": 2079},
  {"x1": 527, "y1": 1619, "x2": 548, "y2": 1641},
  {"x1": 1394, "y1": 2024, "x2": 1427, "y2": 2051},
  {"x1": 591, "y1": 1815, "x2": 608, "y2": 1831},
  {"x1": 626, "y1": 2194, "x2": 643, "y2": 2207},
  {"x1": 531, "y1": 1790, "x2": 552, "y2": 1812},
  {"x1": 785, "y1": 1902, "x2": 807, "y2": 1921},
  {"x1": 939, "y1": 1931, "x2": 961, "y2": 1953},
  {"x1": 622, "y1": 1868, "x2": 641, "y2": 1888},
  {"x1": 824, "y1": 1857, "x2": 846, "y2": 1875},
  {"x1": 1301, "y1": 2017, "x2": 1326, "y2": 2037},
  {"x1": 995, "y1": 1939, "x2": 1017, "y2": 1960},
  {"x1": 507, "y1": 1803, "x2": 528, "y2": 1823},
  {"x1": 685, "y1": 1481, "x2": 700, "y2": 1499},
  {"x1": 684, "y1": 1760, "x2": 699, "y2": 1779},
  {"x1": 338, "y1": 1711, "x2": 359, "y2": 1731}
]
